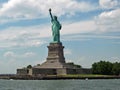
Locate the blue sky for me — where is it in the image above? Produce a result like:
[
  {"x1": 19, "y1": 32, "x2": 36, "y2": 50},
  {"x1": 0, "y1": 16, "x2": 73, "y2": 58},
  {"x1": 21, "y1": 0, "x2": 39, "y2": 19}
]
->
[{"x1": 0, "y1": 0, "x2": 120, "y2": 74}]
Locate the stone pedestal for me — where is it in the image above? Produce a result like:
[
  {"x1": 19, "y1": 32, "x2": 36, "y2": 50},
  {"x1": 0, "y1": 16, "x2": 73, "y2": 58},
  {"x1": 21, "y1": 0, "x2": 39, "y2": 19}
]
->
[
  {"x1": 47, "y1": 43, "x2": 65, "y2": 63},
  {"x1": 37, "y1": 43, "x2": 66, "y2": 68}
]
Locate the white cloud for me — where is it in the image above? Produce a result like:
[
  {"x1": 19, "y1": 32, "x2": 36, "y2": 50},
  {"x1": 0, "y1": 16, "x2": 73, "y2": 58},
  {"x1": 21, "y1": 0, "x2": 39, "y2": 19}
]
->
[
  {"x1": 95, "y1": 8, "x2": 120, "y2": 33},
  {"x1": 110, "y1": 57, "x2": 120, "y2": 61},
  {"x1": 24, "y1": 52, "x2": 36, "y2": 58},
  {"x1": 0, "y1": 25, "x2": 48, "y2": 48},
  {"x1": 99, "y1": 0, "x2": 119, "y2": 9},
  {"x1": 0, "y1": 17, "x2": 96, "y2": 48},
  {"x1": 3, "y1": 51, "x2": 36, "y2": 58},
  {"x1": 1, "y1": 51, "x2": 40, "y2": 73},
  {"x1": 96, "y1": 0, "x2": 120, "y2": 33},
  {"x1": 61, "y1": 20, "x2": 97, "y2": 35},
  {"x1": 75, "y1": 56, "x2": 93, "y2": 68},
  {"x1": 3, "y1": 51, "x2": 15, "y2": 57},
  {"x1": 0, "y1": 20, "x2": 98, "y2": 48},
  {"x1": 64, "y1": 49, "x2": 72, "y2": 55},
  {"x1": 0, "y1": 0, "x2": 97, "y2": 23},
  {"x1": 0, "y1": 17, "x2": 120, "y2": 49},
  {"x1": 62, "y1": 34, "x2": 120, "y2": 42}
]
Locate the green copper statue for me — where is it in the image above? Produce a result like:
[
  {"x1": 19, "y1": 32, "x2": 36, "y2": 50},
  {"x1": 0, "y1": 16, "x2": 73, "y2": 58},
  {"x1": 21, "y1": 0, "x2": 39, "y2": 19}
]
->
[{"x1": 49, "y1": 8, "x2": 62, "y2": 43}]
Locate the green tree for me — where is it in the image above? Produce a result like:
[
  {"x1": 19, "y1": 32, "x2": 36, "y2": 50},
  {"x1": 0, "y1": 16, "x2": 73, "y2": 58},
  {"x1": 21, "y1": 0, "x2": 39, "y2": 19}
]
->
[
  {"x1": 74, "y1": 64, "x2": 81, "y2": 68},
  {"x1": 112, "y1": 62, "x2": 120, "y2": 75},
  {"x1": 92, "y1": 61, "x2": 113, "y2": 75},
  {"x1": 27, "y1": 65, "x2": 32, "y2": 69},
  {"x1": 37, "y1": 64, "x2": 41, "y2": 66},
  {"x1": 92, "y1": 62, "x2": 97, "y2": 74}
]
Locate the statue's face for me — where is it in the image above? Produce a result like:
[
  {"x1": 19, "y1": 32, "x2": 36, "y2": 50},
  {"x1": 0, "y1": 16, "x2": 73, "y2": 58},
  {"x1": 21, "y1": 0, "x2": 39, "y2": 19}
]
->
[{"x1": 53, "y1": 16, "x2": 57, "y2": 20}]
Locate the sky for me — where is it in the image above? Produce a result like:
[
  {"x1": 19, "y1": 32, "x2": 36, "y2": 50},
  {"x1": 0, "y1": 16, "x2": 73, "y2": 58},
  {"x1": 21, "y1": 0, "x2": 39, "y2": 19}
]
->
[{"x1": 0, "y1": 0, "x2": 120, "y2": 74}]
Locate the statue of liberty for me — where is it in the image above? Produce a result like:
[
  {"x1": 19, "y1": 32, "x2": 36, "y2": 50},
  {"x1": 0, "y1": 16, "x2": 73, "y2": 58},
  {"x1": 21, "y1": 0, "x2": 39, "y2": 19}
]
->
[{"x1": 49, "y1": 8, "x2": 62, "y2": 43}]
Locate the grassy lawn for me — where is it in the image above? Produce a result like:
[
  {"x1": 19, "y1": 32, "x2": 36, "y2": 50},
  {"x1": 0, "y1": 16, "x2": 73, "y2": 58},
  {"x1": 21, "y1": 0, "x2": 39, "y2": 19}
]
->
[{"x1": 56, "y1": 74, "x2": 113, "y2": 77}]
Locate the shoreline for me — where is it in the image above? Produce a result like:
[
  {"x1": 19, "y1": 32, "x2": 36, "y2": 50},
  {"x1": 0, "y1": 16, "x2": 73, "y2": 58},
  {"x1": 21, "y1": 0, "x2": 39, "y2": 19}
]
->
[{"x1": 0, "y1": 75, "x2": 120, "y2": 80}]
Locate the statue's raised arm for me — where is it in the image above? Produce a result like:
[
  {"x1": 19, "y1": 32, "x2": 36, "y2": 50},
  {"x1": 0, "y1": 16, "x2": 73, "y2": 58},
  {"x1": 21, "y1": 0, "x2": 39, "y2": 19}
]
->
[{"x1": 49, "y1": 8, "x2": 53, "y2": 21}]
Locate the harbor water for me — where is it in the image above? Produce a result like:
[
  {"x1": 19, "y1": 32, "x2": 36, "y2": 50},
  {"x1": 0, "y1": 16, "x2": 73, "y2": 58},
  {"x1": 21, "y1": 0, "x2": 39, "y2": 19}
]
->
[{"x1": 0, "y1": 79, "x2": 120, "y2": 90}]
